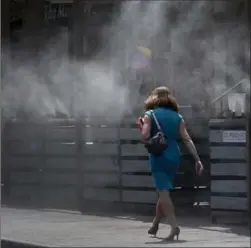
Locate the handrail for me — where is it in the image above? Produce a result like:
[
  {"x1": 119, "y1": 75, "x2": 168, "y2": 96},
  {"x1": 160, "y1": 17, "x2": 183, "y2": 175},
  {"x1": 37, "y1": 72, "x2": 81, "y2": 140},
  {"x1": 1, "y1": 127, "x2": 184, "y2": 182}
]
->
[{"x1": 210, "y1": 78, "x2": 248, "y2": 106}]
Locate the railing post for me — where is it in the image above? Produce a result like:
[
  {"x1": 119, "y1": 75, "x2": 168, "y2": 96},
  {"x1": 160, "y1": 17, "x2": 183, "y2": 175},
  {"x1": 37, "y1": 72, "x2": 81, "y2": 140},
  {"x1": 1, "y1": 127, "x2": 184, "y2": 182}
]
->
[{"x1": 220, "y1": 99, "x2": 223, "y2": 117}]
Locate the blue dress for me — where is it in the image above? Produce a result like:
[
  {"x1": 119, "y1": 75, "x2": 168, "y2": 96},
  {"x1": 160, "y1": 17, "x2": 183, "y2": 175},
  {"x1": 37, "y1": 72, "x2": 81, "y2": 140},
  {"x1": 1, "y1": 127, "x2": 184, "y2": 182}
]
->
[{"x1": 145, "y1": 107, "x2": 183, "y2": 191}]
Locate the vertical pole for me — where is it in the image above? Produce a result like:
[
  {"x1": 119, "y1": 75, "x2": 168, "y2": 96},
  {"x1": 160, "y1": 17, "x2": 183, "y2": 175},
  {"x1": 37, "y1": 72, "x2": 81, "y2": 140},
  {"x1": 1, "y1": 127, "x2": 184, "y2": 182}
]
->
[
  {"x1": 72, "y1": 0, "x2": 89, "y2": 114},
  {"x1": 247, "y1": 113, "x2": 251, "y2": 226},
  {"x1": 1, "y1": 0, "x2": 11, "y2": 41},
  {"x1": 68, "y1": 0, "x2": 74, "y2": 59},
  {"x1": 245, "y1": 0, "x2": 251, "y2": 225},
  {"x1": 117, "y1": 123, "x2": 122, "y2": 207},
  {"x1": 2, "y1": 121, "x2": 12, "y2": 203},
  {"x1": 70, "y1": 0, "x2": 84, "y2": 60},
  {"x1": 1, "y1": 0, "x2": 11, "y2": 154},
  {"x1": 41, "y1": 121, "x2": 47, "y2": 209},
  {"x1": 21, "y1": 0, "x2": 44, "y2": 54},
  {"x1": 69, "y1": 0, "x2": 85, "y2": 115},
  {"x1": 1, "y1": 0, "x2": 11, "y2": 79},
  {"x1": 76, "y1": 120, "x2": 83, "y2": 212}
]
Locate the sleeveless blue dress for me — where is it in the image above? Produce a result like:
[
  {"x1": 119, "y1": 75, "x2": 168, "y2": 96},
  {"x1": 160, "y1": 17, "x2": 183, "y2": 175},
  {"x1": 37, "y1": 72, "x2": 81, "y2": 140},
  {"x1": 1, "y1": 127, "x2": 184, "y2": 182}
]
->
[{"x1": 145, "y1": 107, "x2": 183, "y2": 191}]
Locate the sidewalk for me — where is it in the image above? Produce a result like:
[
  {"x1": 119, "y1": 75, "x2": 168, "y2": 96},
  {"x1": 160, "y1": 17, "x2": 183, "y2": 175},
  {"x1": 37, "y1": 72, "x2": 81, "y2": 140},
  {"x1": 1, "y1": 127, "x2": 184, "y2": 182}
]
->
[{"x1": 1, "y1": 207, "x2": 250, "y2": 247}]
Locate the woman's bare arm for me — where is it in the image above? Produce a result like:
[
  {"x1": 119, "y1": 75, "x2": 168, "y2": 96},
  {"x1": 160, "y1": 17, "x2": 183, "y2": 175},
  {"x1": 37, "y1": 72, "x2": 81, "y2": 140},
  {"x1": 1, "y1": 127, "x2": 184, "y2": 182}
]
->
[
  {"x1": 141, "y1": 114, "x2": 151, "y2": 141},
  {"x1": 179, "y1": 119, "x2": 200, "y2": 162}
]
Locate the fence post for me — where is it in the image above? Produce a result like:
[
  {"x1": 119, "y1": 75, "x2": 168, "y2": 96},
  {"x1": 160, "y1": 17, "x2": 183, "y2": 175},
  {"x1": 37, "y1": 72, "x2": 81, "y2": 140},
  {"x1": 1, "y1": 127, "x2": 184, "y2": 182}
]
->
[
  {"x1": 117, "y1": 122, "x2": 122, "y2": 207},
  {"x1": 248, "y1": 114, "x2": 251, "y2": 226},
  {"x1": 76, "y1": 119, "x2": 83, "y2": 212},
  {"x1": 246, "y1": 0, "x2": 250, "y2": 227},
  {"x1": 41, "y1": 121, "x2": 47, "y2": 208},
  {"x1": 2, "y1": 121, "x2": 12, "y2": 204}
]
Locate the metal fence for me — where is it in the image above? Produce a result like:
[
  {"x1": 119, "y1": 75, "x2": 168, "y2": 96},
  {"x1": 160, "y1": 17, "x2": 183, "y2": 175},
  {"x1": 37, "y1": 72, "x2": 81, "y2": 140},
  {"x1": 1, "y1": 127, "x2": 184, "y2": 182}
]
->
[{"x1": 2, "y1": 118, "x2": 210, "y2": 212}]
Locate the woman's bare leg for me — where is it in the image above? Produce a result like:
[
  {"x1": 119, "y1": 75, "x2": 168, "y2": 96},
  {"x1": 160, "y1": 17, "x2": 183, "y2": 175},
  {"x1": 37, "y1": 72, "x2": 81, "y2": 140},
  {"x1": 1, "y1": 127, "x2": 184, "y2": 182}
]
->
[
  {"x1": 152, "y1": 196, "x2": 163, "y2": 225},
  {"x1": 148, "y1": 194, "x2": 163, "y2": 235},
  {"x1": 158, "y1": 190, "x2": 178, "y2": 230}
]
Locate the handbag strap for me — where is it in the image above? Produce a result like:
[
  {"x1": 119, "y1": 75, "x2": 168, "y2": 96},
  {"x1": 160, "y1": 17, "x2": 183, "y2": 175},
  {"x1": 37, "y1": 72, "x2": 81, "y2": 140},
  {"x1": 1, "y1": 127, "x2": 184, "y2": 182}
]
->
[{"x1": 150, "y1": 110, "x2": 163, "y2": 132}]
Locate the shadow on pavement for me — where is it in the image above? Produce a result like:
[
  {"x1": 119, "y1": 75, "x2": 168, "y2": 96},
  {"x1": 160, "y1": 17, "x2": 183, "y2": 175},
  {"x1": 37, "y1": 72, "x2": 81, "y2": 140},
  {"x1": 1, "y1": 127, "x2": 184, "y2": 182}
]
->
[{"x1": 77, "y1": 204, "x2": 250, "y2": 238}]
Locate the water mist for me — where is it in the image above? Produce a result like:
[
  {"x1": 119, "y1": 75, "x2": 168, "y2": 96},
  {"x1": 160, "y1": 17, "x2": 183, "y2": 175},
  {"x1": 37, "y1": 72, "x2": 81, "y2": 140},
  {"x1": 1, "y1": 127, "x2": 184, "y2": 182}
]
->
[{"x1": 1, "y1": 0, "x2": 249, "y2": 122}]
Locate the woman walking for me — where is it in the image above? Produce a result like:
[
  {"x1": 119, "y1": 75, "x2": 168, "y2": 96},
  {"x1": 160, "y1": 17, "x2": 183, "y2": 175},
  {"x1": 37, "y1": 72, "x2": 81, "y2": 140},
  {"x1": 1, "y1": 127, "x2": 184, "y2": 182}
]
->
[{"x1": 137, "y1": 86, "x2": 204, "y2": 240}]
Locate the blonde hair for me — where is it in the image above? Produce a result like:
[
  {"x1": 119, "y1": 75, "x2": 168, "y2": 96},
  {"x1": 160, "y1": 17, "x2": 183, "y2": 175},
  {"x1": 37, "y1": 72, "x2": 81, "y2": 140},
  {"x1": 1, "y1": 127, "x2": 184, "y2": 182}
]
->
[{"x1": 144, "y1": 86, "x2": 179, "y2": 112}]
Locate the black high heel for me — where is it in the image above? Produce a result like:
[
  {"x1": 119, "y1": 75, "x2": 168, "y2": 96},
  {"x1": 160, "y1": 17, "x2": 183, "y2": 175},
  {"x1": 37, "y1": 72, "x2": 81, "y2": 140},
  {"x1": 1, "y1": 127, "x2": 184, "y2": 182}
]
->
[
  {"x1": 165, "y1": 226, "x2": 180, "y2": 241},
  {"x1": 148, "y1": 223, "x2": 159, "y2": 236}
]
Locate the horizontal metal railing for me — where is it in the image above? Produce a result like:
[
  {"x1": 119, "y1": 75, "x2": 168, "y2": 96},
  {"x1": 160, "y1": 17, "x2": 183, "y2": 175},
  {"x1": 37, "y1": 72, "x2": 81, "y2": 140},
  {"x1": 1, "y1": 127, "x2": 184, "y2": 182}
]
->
[{"x1": 209, "y1": 79, "x2": 249, "y2": 117}]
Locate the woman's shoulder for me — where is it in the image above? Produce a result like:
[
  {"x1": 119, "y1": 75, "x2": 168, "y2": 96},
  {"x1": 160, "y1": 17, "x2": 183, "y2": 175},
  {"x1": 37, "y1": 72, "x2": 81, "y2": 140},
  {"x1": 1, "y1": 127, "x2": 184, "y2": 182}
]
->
[{"x1": 145, "y1": 110, "x2": 153, "y2": 117}]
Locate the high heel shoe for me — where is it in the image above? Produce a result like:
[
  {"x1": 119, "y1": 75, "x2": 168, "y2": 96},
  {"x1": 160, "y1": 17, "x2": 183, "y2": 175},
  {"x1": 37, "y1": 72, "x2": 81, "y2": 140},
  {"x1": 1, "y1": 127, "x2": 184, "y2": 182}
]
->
[
  {"x1": 148, "y1": 223, "x2": 159, "y2": 236},
  {"x1": 165, "y1": 226, "x2": 180, "y2": 241}
]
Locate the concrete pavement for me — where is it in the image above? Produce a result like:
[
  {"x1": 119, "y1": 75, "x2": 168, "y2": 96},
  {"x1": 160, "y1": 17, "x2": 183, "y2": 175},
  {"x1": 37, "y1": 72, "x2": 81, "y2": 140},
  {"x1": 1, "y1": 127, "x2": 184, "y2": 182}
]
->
[{"x1": 1, "y1": 207, "x2": 250, "y2": 247}]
